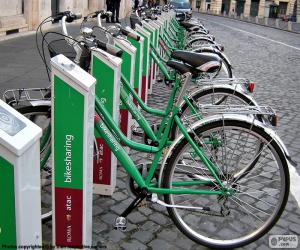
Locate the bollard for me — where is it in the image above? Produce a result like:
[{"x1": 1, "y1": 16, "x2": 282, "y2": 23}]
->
[
  {"x1": 0, "y1": 100, "x2": 42, "y2": 248},
  {"x1": 136, "y1": 25, "x2": 151, "y2": 105},
  {"x1": 51, "y1": 54, "x2": 95, "y2": 248},
  {"x1": 266, "y1": 17, "x2": 270, "y2": 26},
  {"x1": 91, "y1": 49, "x2": 122, "y2": 195},
  {"x1": 275, "y1": 18, "x2": 279, "y2": 27},
  {"x1": 255, "y1": 16, "x2": 259, "y2": 23},
  {"x1": 288, "y1": 21, "x2": 292, "y2": 31},
  {"x1": 114, "y1": 39, "x2": 136, "y2": 142}
]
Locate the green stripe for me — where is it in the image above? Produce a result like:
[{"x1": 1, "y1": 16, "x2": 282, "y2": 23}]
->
[
  {"x1": 136, "y1": 31, "x2": 149, "y2": 75},
  {"x1": 128, "y1": 37, "x2": 141, "y2": 89},
  {"x1": 92, "y1": 55, "x2": 116, "y2": 137},
  {"x1": 116, "y1": 44, "x2": 133, "y2": 109},
  {"x1": 53, "y1": 75, "x2": 84, "y2": 189},
  {"x1": 0, "y1": 156, "x2": 16, "y2": 248}
]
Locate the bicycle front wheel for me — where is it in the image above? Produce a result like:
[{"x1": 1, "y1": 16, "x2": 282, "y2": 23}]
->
[{"x1": 162, "y1": 119, "x2": 289, "y2": 249}]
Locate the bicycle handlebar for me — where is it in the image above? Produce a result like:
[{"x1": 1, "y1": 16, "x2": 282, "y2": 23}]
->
[
  {"x1": 95, "y1": 40, "x2": 123, "y2": 57},
  {"x1": 120, "y1": 28, "x2": 140, "y2": 41},
  {"x1": 52, "y1": 11, "x2": 82, "y2": 23}
]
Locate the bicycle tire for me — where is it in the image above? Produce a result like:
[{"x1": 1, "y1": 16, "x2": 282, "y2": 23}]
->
[
  {"x1": 162, "y1": 119, "x2": 289, "y2": 249},
  {"x1": 186, "y1": 38, "x2": 216, "y2": 49},
  {"x1": 16, "y1": 105, "x2": 52, "y2": 223}
]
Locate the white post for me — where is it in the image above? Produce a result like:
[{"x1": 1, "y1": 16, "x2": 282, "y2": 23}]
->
[
  {"x1": 91, "y1": 49, "x2": 122, "y2": 196},
  {"x1": 51, "y1": 54, "x2": 95, "y2": 249},
  {"x1": 0, "y1": 100, "x2": 42, "y2": 248}
]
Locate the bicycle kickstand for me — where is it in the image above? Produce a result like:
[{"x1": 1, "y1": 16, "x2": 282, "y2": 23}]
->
[{"x1": 114, "y1": 188, "x2": 148, "y2": 231}]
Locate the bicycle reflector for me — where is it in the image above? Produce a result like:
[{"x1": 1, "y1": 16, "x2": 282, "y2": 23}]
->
[
  {"x1": 248, "y1": 82, "x2": 255, "y2": 93},
  {"x1": 270, "y1": 115, "x2": 278, "y2": 127}
]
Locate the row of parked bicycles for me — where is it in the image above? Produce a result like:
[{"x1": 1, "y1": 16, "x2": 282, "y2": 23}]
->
[{"x1": 3, "y1": 5, "x2": 296, "y2": 249}]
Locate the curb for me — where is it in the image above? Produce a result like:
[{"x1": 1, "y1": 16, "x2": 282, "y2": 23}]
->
[{"x1": 194, "y1": 12, "x2": 300, "y2": 35}]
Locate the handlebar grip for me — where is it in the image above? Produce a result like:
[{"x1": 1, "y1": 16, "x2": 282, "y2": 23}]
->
[
  {"x1": 106, "y1": 43, "x2": 123, "y2": 57},
  {"x1": 73, "y1": 13, "x2": 82, "y2": 20},
  {"x1": 96, "y1": 40, "x2": 123, "y2": 57},
  {"x1": 52, "y1": 11, "x2": 70, "y2": 22},
  {"x1": 120, "y1": 28, "x2": 140, "y2": 41}
]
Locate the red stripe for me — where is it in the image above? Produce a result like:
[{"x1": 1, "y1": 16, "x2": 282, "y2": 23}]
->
[
  {"x1": 120, "y1": 109, "x2": 129, "y2": 137},
  {"x1": 93, "y1": 138, "x2": 111, "y2": 185},
  {"x1": 148, "y1": 67, "x2": 152, "y2": 90},
  {"x1": 55, "y1": 187, "x2": 83, "y2": 248},
  {"x1": 133, "y1": 88, "x2": 139, "y2": 107},
  {"x1": 141, "y1": 76, "x2": 147, "y2": 102}
]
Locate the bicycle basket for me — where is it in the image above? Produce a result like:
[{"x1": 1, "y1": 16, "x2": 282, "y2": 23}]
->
[{"x1": 47, "y1": 39, "x2": 76, "y2": 60}]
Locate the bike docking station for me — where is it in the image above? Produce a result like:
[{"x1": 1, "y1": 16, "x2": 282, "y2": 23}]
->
[
  {"x1": 0, "y1": 100, "x2": 42, "y2": 248},
  {"x1": 125, "y1": 27, "x2": 144, "y2": 105},
  {"x1": 90, "y1": 48, "x2": 122, "y2": 196},
  {"x1": 51, "y1": 54, "x2": 95, "y2": 248},
  {"x1": 114, "y1": 38, "x2": 136, "y2": 142},
  {"x1": 152, "y1": 21, "x2": 163, "y2": 81},
  {"x1": 135, "y1": 24, "x2": 151, "y2": 105},
  {"x1": 124, "y1": 27, "x2": 145, "y2": 131},
  {"x1": 142, "y1": 21, "x2": 159, "y2": 94}
]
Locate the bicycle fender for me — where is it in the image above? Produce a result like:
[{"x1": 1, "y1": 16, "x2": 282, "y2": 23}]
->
[
  {"x1": 178, "y1": 85, "x2": 258, "y2": 110},
  {"x1": 29, "y1": 100, "x2": 51, "y2": 107},
  {"x1": 158, "y1": 114, "x2": 295, "y2": 187}
]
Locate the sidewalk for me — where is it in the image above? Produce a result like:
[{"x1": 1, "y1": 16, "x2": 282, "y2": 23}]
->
[
  {"x1": 195, "y1": 11, "x2": 300, "y2": 34},
  {"x1": 1, "y1": 15, "x2": 300, "y2": 250}
]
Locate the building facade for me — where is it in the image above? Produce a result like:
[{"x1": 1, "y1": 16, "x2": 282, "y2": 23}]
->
[
  {"x1": 191, "y1": 0, "x2": 300, "y2": 21},
  {"x1": 0, "y1": 0, "x2": 132, "y2": 36}
]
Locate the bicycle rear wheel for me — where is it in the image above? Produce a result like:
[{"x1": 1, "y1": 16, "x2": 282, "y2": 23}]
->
[
  {"x1": 16, "y1": 105, "x2": 52, "y2": 223},
  {"x1": 162, "y1": 119, "x2": 289, "y2": 249}
]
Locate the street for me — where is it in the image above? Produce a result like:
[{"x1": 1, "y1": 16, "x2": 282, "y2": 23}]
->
[{"x1": 0, "y1": 12, "x2": 300, "y2": 249}]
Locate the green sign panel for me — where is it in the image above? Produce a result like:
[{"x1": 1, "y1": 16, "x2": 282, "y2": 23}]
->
[
  {"x1": 53, "y1": 75, "x2": 84, "y2": 190},
  {"x1": 0, "y1": 156, "x2": 16, "y2": 248}
]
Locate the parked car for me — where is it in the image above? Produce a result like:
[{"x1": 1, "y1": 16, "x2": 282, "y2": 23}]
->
[{"x1": 170, "y1": 0, "x2": 192, "y2": 21}]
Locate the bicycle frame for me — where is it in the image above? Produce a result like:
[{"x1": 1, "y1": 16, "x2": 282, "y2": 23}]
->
[{"x1": 94, "y1": 87, "x2": 226, "y2": 196}]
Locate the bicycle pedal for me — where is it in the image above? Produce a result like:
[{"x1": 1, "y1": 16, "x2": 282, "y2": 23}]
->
[{"x1": 114, "y1": 216, "x2": 127, "y2": 231}]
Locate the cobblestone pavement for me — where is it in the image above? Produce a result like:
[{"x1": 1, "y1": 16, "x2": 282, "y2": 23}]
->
[{"x1": 1, "y1": 14, "x2": 300, "y2": 250}]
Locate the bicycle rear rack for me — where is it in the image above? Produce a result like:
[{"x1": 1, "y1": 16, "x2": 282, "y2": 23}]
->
[
  {"x1": 195, "y1": 78, "x2": 254, "y2": 92},
  {"x1": 3, "y1": 87, "x2": 51, "y2": 107},
  {"x1": 196, "y1": 77, "x2": 249, "y2": 86},
  {"x1": 183, "y1": 105, "x2": 278, "y2": 126}
]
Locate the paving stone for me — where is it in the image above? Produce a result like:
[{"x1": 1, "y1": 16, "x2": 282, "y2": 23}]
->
[
  {"x1": 93, "y1": 205, "x2": 104, "y2": 216},
  {"x1": 289, "y1": 223, "x2": 300, "y2": 235},
  {"x1": 148, "y1": 238, "x2": 176, "y2": 250},
  {"x1": 93, "y1": 219, "x2": 108, "y2": 234},
  {"x1": 132, "y1": 230, "x2": 154, "y2": 244},
  {"x1": 141, "y1": 221, "x2": 161, "y2": 234},
  {"x1": 127, "y1": 211, "x2": 147, "y2": 224},
  {"x1": 138, "y1": 206, "x2": 153, "y2": 216},
  {"x1": 256, "y1": 244, "x2": 270, "y2": 250},
  {"x1": 101, "y1": 213, "x2": 118, "y2": 225},
  {"x1": 121, "y1": 240, "x2": 147, "y2": 250},
  {"x1": 105, "y1": 229, "x2": 126, "y2": 242},
  {"x1": 149, "y1": 213, "x2": 170, "y2": 225},
  {"x1": 112, "y1": 191, "x2": 128, "y2": 201},
  {"x1": 157, "y1": 228, "x2": 178, "y2": 242}
]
